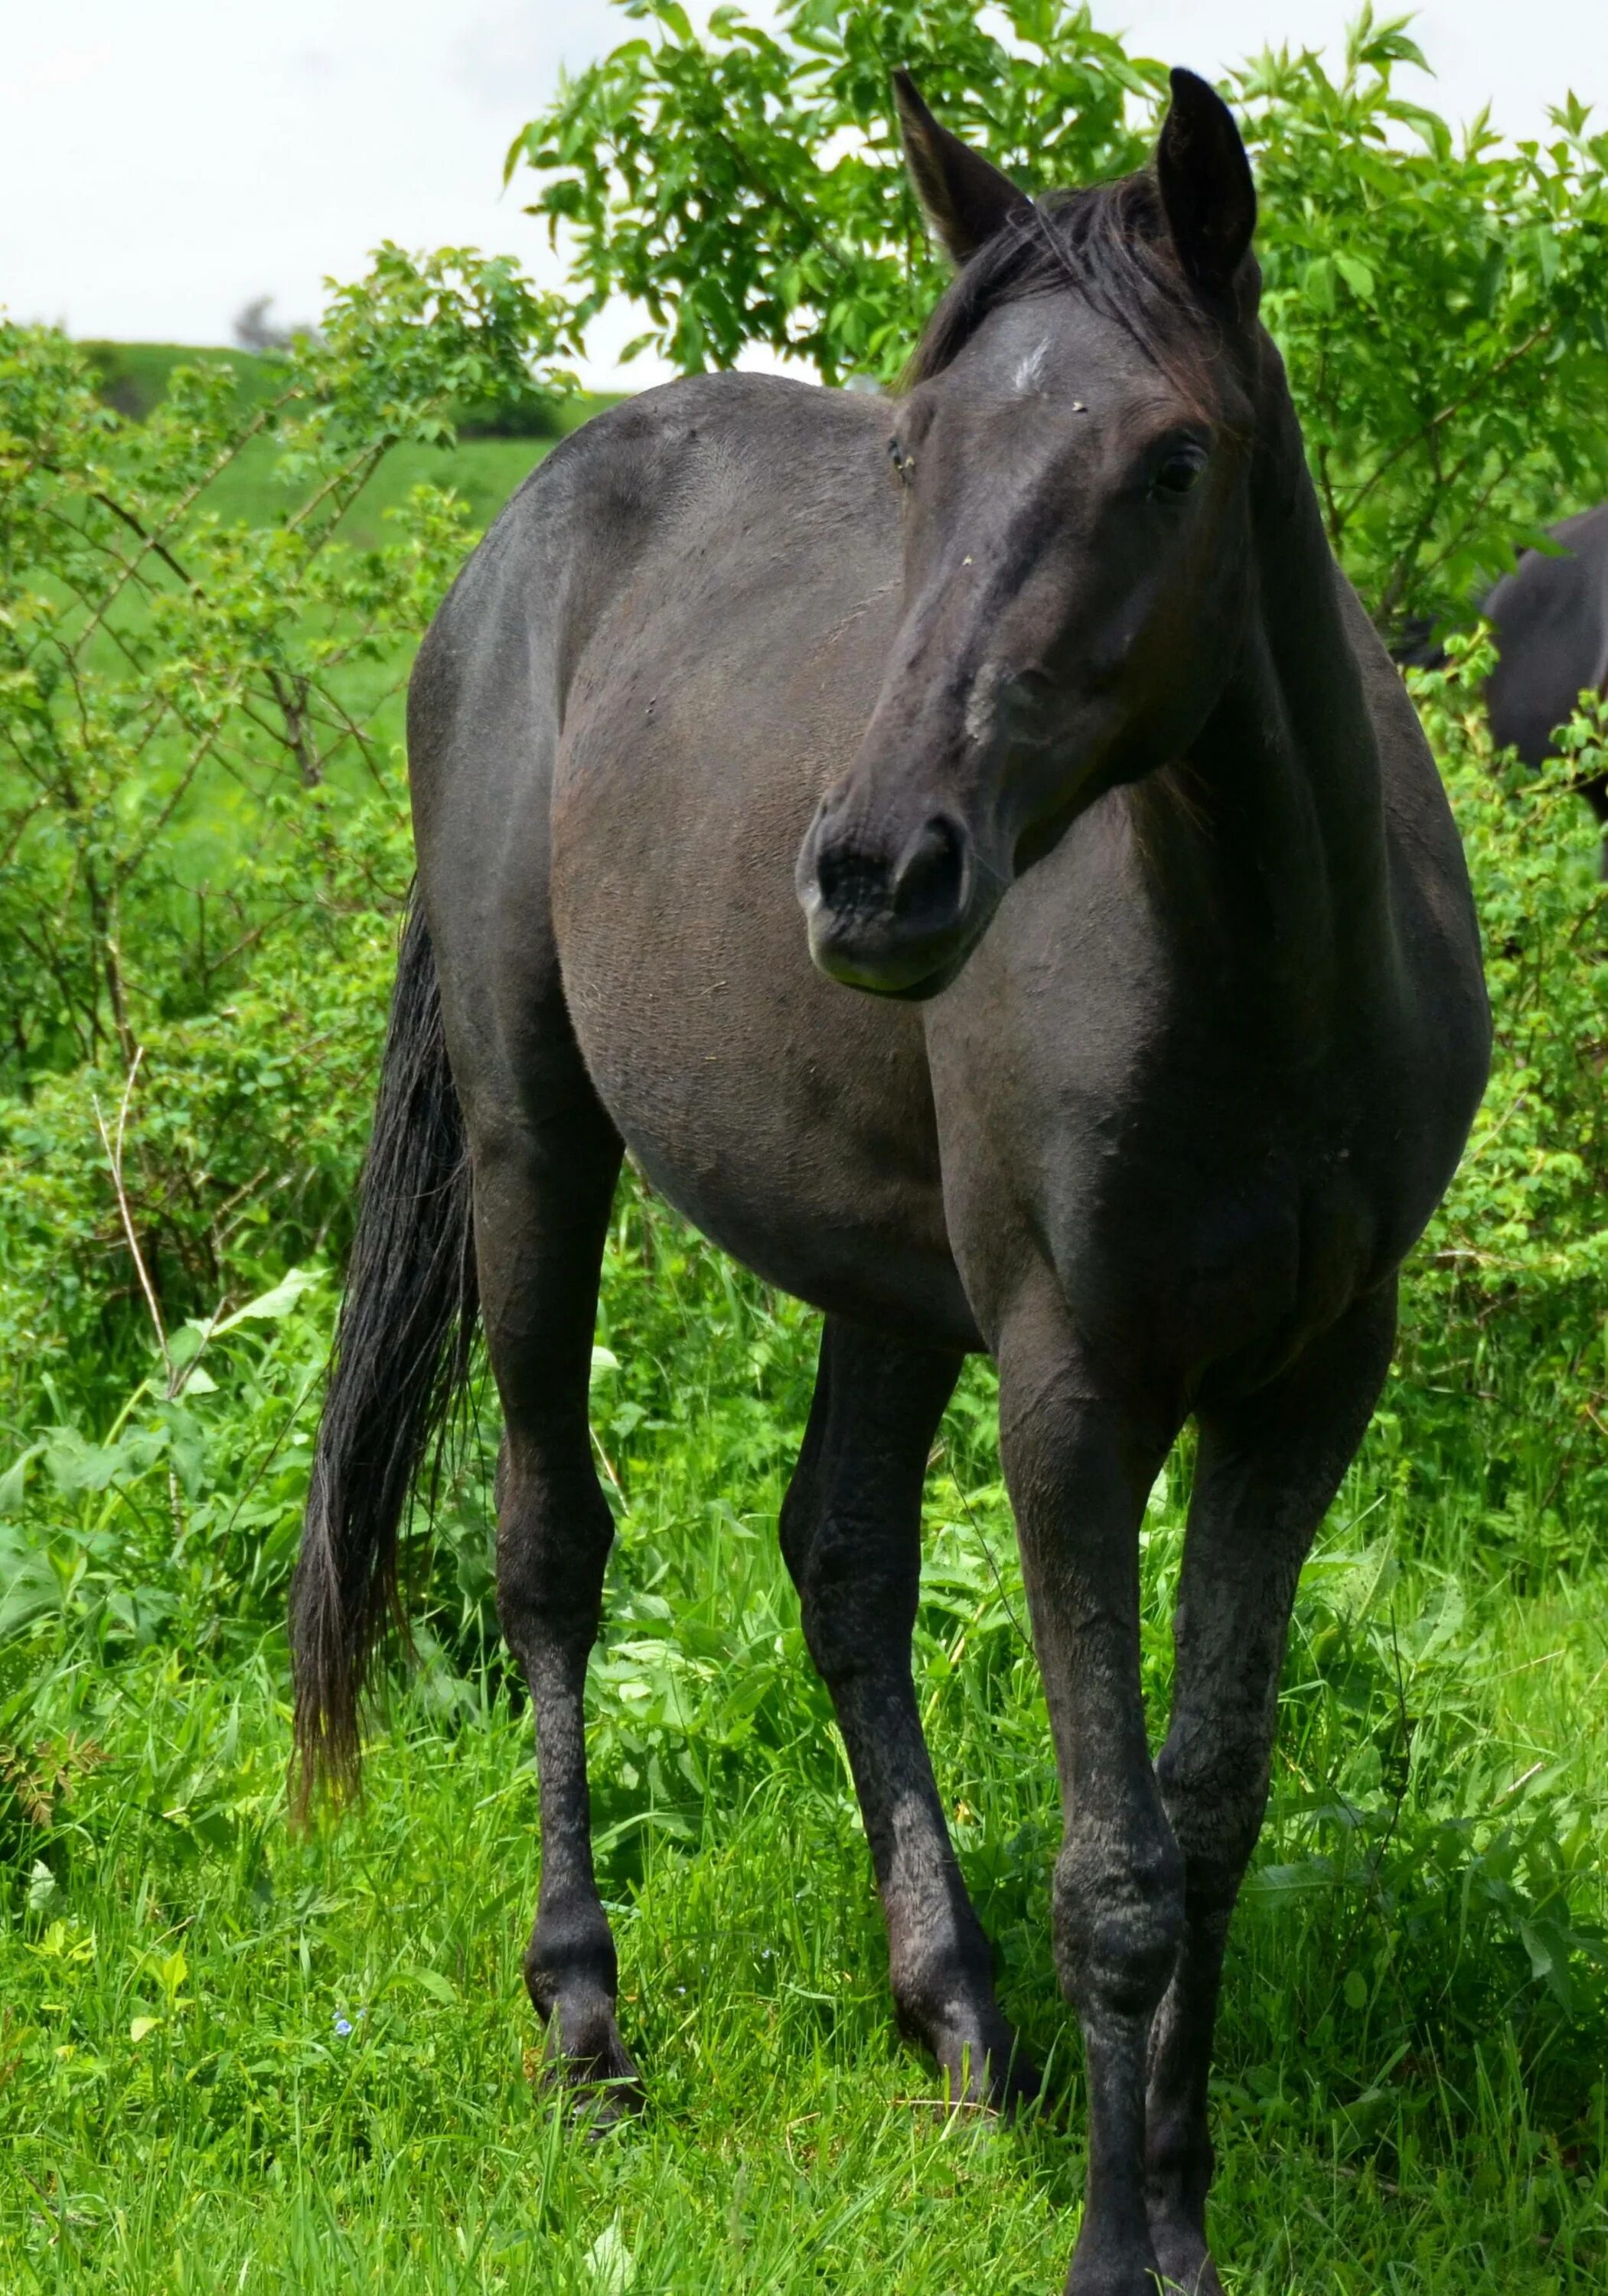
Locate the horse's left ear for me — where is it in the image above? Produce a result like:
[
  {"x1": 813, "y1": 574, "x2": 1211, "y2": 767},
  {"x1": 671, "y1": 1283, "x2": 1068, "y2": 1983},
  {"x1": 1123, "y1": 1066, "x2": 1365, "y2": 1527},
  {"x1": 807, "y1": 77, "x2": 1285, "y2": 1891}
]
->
[
  {"x1": 1156, "y1": 67, "x2": 1256, "y2": 293},
  {"x1": 892, "y1": 69, "x2": 1030, "y2": 264}
]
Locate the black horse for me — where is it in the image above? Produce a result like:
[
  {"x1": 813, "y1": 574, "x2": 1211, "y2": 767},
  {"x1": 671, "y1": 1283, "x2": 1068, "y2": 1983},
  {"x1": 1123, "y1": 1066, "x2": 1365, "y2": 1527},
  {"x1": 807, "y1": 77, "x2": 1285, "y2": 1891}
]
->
[
  {"x1": 1485, "y1": 503, "x2": 1608, "y2": 861},
  {"x1": 292, "y1": 71, "x2": 1489, "y2": 2296}
]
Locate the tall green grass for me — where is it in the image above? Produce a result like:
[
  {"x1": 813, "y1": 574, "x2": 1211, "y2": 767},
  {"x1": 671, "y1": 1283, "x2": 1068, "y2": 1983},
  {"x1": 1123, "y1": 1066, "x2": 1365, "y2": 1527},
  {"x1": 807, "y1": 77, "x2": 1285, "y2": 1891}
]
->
[{"x1": 2, "y1": 1183, "x2": 1604, "y2": 2293}]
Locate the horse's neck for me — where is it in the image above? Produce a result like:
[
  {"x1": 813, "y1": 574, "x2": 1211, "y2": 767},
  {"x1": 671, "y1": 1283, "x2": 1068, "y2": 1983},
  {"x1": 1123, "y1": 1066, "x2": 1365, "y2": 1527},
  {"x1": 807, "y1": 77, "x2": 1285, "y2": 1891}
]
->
[{"x1": 1142, "y1": 379, "x2": 1395, "y2": 1041}]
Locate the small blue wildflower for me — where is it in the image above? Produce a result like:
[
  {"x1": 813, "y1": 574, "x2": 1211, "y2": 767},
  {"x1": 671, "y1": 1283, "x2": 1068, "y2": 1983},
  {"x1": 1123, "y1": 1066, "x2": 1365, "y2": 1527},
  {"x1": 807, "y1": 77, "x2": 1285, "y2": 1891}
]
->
[{"x1": 334, "y1": 2014, "x2": 354, "y2": 2037}]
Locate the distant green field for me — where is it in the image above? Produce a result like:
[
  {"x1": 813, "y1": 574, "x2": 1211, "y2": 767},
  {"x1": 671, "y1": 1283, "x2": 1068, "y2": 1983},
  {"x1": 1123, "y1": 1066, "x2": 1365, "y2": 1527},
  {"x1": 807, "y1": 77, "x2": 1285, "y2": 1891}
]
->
[
  {"x1": 80, "y1": 340, "x2": 285, "y2": 420},
  {"x1": 201, "y1": 433, "x2": 556, "y2": 548},
  {"x1": 78, "y1": 340, "x2": 624, "y2": 543}
]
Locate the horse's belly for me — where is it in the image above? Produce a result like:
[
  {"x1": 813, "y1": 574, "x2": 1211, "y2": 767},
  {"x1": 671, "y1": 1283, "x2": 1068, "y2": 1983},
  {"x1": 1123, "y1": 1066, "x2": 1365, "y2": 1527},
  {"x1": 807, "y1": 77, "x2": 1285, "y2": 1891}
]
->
[
  {"x1": 565, "y1": 941, "x2": 974, "y2": 1344},
  {"x1": 552, "y1": 748, "x2": 977, "y2": 1350}
]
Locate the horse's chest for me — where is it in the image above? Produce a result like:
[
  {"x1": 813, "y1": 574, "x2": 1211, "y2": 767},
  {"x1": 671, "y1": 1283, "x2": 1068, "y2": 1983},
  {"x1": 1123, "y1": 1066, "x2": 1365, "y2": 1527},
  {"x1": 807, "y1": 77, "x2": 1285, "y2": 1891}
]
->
[
  {"x1": 1141, "y1": 1150, "x2": 1375, "y2": 1380},
  {"x1": 944, "y1": 1042, "x2": 1390, "y2": 1388},
  {"x1": 1066, "y1": 1117, "x2": 1330, "y2": 1313}
]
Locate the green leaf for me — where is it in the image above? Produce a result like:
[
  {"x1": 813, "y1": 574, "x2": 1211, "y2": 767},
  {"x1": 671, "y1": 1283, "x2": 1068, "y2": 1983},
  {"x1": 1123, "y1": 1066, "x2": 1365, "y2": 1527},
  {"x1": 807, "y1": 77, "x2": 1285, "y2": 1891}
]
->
[
  {"x1": 406, "y1": 1968, "x2": 459, "y2": 2006},
  {"x1": 583, "y1": 2221, "x2": 637, "y2": 2294},
  {"x1": 0, "y1": 1442, "x2": 42, "y2": 1513},
  {"x1": 210, "y1": 1266, "x2": 321, "y2": 1333},
  {"x1": 1301, "y1": 256, "x2": 1337, "y2": 315},
  {"x1": 44, "y1": 1426, "x2": 161, "y2": 1497}
]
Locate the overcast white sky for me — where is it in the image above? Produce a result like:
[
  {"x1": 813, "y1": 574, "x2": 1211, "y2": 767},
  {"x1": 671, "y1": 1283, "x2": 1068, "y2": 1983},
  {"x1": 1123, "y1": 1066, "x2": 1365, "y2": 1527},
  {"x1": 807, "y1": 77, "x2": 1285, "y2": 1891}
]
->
[{"x1": 3, "y1": 2, "x2": 1603, "y2": 386}]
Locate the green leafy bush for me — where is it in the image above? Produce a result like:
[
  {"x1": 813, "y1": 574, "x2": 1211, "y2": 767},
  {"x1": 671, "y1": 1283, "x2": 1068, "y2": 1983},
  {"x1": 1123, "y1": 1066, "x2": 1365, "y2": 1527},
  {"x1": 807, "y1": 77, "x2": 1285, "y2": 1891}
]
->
[
  {"x1": 0, "y1": 247, "x2": 566, "y2": 1095},
  {"x1": 1400, "y1": 641, "x2": 1608, "y2": 1552},
  {"x1": 513, "y1": 2, "x2": 1608, "y2": 636},
  {"x1": 0, "y1": 244, "x2": 577, "y2": 1476}
]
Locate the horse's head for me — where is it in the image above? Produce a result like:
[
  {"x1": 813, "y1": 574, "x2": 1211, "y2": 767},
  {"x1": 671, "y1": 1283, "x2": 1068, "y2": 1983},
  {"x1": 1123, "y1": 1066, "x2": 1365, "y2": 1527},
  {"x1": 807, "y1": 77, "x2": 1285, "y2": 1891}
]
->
[{"x1": 797, "y1": 69, "x2": 1263, "y2": 996}]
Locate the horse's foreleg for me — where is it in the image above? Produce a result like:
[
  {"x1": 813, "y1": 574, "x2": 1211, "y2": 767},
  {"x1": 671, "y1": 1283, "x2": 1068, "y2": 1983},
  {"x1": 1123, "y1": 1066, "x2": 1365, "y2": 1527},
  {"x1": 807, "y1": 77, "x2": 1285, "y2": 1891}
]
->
[
  {"x1": 1143, "y1": 1284, "x2": 1397, "y2": 2294},
  {"x1": 473, "y1": 1072, "x2": 636, "y2": 2115},
  {"x1": 780, "y1": 1318, "x2": 1033, "y2": 2107},
  {"x1": 996, "y1": 1299, "x2": 1181, "y2": 2296}
]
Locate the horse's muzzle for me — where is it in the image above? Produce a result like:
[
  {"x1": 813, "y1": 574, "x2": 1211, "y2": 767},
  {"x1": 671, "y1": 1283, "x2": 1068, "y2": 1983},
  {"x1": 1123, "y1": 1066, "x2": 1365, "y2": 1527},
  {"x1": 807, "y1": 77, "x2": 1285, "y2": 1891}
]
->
[{"x1": 794, "y1": 800, "x2": 991, "y2": 998}]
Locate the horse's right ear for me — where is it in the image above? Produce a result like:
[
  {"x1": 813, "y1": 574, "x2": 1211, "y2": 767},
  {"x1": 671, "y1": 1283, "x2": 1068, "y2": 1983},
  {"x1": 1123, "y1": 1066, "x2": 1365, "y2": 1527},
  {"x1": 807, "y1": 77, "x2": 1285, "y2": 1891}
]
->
[
  {"x1": 892, "y1": 70, "x2": 1029, "y2": 265},
  {"x1": 1156, "y1": 67, "x2": 1256, "y2": 293}
]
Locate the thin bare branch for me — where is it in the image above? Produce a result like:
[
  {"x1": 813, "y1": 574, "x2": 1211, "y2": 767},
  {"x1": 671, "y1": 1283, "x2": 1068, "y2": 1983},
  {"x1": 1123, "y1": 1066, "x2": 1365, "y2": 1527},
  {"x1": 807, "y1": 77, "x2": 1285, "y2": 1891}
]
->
[{"x1": 91, "y1": 1047, "x2": 174, "y2": 1392}]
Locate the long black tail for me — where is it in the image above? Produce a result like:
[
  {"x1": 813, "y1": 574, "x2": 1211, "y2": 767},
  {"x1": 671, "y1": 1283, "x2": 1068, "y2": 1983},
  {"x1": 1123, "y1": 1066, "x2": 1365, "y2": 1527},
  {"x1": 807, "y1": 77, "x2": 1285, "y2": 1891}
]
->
[{"x1": 291, "y1": 895, "x2": 478, "y2": 1810}]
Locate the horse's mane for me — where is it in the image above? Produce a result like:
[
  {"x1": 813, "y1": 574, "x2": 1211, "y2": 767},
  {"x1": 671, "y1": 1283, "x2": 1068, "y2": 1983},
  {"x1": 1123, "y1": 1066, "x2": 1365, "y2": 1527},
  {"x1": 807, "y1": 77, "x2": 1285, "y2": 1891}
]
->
[{"x1": 903, "y1": 168, "x2": 1216, "y2": 397}]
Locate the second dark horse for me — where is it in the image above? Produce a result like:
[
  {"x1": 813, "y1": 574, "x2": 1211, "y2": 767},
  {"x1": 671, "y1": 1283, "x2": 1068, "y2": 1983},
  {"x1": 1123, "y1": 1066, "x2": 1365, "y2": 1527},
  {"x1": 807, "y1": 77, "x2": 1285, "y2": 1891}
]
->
[
  {"x1": 292, "y1": 70, "x2": 1489, "y2": 2296},
  {"x1": 1485, "y1": 502, "x2": 1608, "y2": 864}
]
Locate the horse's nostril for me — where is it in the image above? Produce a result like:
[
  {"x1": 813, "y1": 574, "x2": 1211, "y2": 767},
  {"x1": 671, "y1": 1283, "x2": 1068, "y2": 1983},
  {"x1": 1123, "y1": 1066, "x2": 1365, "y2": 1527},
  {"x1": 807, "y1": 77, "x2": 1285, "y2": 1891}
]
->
[
  {"x1": 801, "y1": 807, "x2": 987, "y2": 993},
  {"x1": 808, "y1": 812, "x2": 970, "y2": 934},
  {"x1": 891, "y1": 813, "x2": 968, "y2": 928},
  {"x1": 814, "y1": 840, "x2": 886, "y2": 918}
]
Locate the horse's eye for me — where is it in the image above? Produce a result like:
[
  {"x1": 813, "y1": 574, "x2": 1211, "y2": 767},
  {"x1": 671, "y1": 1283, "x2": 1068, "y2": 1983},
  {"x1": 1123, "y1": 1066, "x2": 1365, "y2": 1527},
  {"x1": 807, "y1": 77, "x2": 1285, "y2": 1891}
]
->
[
  {"x1": 887, "y1": 438, "x2": 914, "y2": 485},
  {"x1": 1151, "y1": 445, "x2": 1207, "y2": 499}
]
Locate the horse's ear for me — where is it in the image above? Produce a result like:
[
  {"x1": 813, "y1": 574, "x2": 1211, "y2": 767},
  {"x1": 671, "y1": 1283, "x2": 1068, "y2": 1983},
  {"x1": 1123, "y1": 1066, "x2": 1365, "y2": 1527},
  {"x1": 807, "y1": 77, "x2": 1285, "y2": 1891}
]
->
[
  {"x1": 1156, "y1": 67, "x2": 1256, "y2": 293},
  {"x1": 892, "y1": 70, "x2": 1029, "y2": 265}
]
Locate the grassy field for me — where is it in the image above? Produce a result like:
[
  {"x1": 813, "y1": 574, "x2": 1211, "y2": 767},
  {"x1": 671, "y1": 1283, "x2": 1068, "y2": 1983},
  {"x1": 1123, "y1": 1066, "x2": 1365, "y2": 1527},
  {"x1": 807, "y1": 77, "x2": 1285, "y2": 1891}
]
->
[
  {"x1": 77, "y1": 336, "x2": 618, "y2": 542},
  {"x1": 2, "y1": 1195, "x2": 1605, "y2": 2294},
  {"x1": 2, "y1": 343, "x2": 1604, "y2": 2295},
  {"x1": 199, "y1": 433, "x2": 553, "y2": 550}
]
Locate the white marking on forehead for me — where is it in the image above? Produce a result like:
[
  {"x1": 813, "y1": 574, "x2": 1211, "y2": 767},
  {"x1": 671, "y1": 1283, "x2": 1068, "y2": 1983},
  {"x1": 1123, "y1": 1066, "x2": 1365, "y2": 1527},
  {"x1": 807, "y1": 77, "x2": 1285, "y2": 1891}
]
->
[{"x1": 1012, "y1": 338, "x2": 1051, "y2": 394}]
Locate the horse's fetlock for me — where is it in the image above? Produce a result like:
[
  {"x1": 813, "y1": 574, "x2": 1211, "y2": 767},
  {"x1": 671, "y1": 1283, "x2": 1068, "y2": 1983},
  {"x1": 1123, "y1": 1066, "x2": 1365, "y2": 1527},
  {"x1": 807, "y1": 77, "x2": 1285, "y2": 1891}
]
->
[
  {"x1": 527, "y1": 1889, "x2": 617, "y2": 2007},
  {"x1": 889, "y1": 1929, "x2": 993, "y2": 2033},
  {"x1": 1145, "y1": 2103, "x2": 1214, "y2": 2198}
]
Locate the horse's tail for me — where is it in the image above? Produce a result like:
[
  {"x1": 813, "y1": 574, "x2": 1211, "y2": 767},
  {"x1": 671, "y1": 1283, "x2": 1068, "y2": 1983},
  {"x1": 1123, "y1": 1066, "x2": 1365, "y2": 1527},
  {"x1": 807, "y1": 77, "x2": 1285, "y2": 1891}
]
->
[{"x1": 290, "y1": 894, "x2": 478, "y2": 1813}]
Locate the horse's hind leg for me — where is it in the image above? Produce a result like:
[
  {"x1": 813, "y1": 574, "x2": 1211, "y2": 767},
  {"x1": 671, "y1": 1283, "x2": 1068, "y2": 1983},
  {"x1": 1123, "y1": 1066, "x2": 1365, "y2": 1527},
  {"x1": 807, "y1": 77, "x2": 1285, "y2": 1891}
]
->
[
  {"x1": 1144, "y1": 1286, "x2": 1397, "y2": 2294},
  {"x1": 780, "y1": 1318, "x2": 1034, "y2": 2107},
  {"x1": 469, "y1": 1027, "x2": 631, "y2": 2110}
]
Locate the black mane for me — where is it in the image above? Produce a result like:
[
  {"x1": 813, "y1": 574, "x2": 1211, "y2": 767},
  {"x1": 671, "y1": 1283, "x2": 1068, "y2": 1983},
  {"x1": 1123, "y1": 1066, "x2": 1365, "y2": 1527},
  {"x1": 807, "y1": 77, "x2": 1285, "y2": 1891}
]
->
[{"x1": 905, "y1": 168, "x2": 1215, "y2": 392}]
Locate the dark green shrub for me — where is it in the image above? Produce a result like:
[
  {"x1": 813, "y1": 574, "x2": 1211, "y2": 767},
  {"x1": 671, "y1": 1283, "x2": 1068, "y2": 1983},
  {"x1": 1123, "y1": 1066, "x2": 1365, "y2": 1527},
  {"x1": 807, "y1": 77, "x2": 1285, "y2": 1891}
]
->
[{"x1": 512, "y1": 1, "x2": 1608, "y2": 638}]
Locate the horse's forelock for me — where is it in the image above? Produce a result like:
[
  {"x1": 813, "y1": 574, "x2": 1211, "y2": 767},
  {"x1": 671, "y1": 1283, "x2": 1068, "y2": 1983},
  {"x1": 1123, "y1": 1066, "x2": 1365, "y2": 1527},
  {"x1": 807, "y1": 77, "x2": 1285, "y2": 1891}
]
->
[{"x1": 901, "y1": 168, "x2": 1223, "y2": 413}]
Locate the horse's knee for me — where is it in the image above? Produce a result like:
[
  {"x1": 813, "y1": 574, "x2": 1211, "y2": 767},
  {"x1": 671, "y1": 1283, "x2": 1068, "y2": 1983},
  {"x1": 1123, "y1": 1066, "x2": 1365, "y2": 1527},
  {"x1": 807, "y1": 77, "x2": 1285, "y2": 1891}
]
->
[{"x1": 1053, "y1": 1802, "x2": 1186, "y2": 2021}]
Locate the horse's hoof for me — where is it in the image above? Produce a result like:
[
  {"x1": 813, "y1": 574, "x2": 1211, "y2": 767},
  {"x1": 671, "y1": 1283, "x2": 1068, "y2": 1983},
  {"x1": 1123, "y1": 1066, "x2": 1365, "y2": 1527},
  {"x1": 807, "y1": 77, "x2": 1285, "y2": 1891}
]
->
[
  {"x1": 977, "y1": 2039, "x2": 1044, "y2": 2119},
  {"x1": 533, "y1": 1991, "x2": 644, "y2": 2126},
  {"x1": 570, "y1": 2074, "x2": 642, "y2": 2135},
  {"x1": 1147, "y1": 2214, "x2": 1224, "y2": 2296},
  {"x1": 927, "y1": 2012, "x2": 1041, "y2": 2118},
  {"x1": 1062, "y1": 2240, "x2": 1168, "y2": 2296}
]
